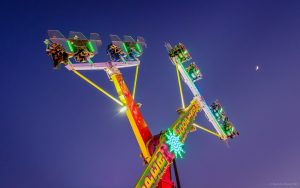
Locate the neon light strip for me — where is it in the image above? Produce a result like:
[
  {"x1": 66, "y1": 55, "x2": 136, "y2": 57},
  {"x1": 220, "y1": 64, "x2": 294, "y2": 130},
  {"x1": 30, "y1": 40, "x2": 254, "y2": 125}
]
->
[
  {"x1": 87, "y1": 41, "x2": 95, "y2": 52},
  {"x1": 66, "y1": 40, "x2": 74, "y2": 52}
]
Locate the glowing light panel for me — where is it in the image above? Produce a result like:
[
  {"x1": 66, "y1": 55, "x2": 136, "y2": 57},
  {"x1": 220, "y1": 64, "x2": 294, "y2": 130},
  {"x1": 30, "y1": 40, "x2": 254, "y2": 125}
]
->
[{"x1": 165, "y1": 129, "x2": 185, "y2": 158}]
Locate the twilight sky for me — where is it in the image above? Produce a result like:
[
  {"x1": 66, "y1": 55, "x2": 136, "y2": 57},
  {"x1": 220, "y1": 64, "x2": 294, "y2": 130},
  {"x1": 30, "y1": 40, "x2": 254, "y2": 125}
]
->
[{"x1": 1, "y1": 0, "x2": 300, "y2": 187}]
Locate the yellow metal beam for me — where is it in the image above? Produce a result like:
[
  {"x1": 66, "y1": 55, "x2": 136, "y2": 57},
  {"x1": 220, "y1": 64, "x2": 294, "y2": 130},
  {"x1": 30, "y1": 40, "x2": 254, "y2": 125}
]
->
[
  {"x1": 176, "y1": 63, "x2": 185, "y2": 108},
  {"x1": 193, "y1": 123, "x2": 222, "y2": 138},
  {"x1": 111, "y1": 73, "x2": 152, "y2": 162},
  {"x1": 71, "y1": 69, "x2": 123, "y2": 106},
  {"x1": 132, "y1": 65, "x2": 139, "y2": 99}
]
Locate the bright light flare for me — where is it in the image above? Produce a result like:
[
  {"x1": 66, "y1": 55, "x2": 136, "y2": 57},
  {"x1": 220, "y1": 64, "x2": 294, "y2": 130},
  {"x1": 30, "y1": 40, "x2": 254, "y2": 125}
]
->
[
  {"x1": 255, "y1": 65, "x2": 260, "y2": 71},
  {"x1": 119, "y1": 106, "x2": 127, "y2": 113}
]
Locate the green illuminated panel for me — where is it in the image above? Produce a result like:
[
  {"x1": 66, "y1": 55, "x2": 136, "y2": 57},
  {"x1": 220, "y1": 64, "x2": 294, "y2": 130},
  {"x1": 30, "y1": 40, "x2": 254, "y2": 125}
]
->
[
  {"x1": 86, "y1": 41, "x2": 95, "y2": 53},
  {"x1": 66, "y1": 40, "x2": 74, "y2": 52},
  {"x1": 135, "y1": 43, "x2": 142, "y2": 53},
  {"x1": 122, "y1": 43, "x2": 128, "y2": 52},
  {"x1": 165, "y1": 129, "x2": 185, "y2": 158}
]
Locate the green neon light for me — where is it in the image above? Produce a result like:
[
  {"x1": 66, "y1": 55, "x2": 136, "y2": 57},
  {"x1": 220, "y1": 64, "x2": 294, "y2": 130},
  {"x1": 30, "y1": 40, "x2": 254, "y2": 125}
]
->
[
  {"x1": 219, "y1": 108, "x2": 223, "y2": 113},
  {"x1": 135, "y1": 43, "x2": 142, "y2": 53},
  {"x1": 66, "y1": 40, "x2": 74, "y2": 52},
  {"x1": 122, "y1": 43, "x2": 128, "y2": 52},
  {"x1": 165, "y1": 129, "x2": 185, "y2": 158},
  {"x1": 86, "y1": 41, "x2": 95, "y2": 53}
]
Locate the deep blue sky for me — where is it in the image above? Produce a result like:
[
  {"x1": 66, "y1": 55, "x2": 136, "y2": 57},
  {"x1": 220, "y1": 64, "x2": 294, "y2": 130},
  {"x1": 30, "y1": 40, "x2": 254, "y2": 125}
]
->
[{"x1": 1, "y1": 0, "x2": 300, "y2": 187}]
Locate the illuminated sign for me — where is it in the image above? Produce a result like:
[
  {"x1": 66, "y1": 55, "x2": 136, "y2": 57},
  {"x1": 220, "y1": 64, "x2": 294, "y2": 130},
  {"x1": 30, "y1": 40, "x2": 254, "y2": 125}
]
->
[
  {"x1": 135, "y1": 143, "x2": 173, "y2": 188},
  {"x1": 165, "y1": 129, "x2": 185, "y2": 158},
  {"x1": 172, "y1": 99, "x2": 200, "y2": 142},
  {"x1": 135, "y1": 99, "x2": 201, "y2": 188}
]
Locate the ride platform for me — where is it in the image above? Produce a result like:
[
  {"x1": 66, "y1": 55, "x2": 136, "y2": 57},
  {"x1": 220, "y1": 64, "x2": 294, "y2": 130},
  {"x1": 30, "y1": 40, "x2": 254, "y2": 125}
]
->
[{"x1": 65, "y1": 61, "x2": 140, "y2": 71}]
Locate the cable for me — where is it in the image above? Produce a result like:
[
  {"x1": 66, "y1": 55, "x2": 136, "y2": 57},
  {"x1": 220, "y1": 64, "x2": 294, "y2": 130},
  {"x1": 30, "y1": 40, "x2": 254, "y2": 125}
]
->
[
  {"x1": 132, "y1": 65, "x2": 139, "y2": 99},
  {"x1": 193, "y1": 123, "x2": 222, "y2": 138},
  {"x1": 176, "y1": 63, "x2": 185, "y2": 108},
  {"x1": 173, "y1": 159, "x2": 181, "y2": 188},
  {"x1": 71, "y1": 69, "x2": 123, "y2": 106}
]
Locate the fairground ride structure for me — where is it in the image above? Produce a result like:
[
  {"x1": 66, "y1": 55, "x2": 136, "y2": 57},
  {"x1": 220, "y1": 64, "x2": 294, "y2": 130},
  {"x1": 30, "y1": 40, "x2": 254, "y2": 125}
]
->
[{"x1": 44, "y1": 30, "x2": 238, "y2": 188}]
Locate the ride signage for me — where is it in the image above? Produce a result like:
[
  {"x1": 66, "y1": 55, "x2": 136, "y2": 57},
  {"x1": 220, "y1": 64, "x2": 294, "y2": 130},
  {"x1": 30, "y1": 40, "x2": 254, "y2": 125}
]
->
[
  {"x1": 135, "y1": 98, "x2": 201, "y2": 188},
  {"x1": 135, "y1": 142, "x2": 173, "y2": 188},
  {"x1": 172, "y1": 99, "x2": 200, "y2": 143}
]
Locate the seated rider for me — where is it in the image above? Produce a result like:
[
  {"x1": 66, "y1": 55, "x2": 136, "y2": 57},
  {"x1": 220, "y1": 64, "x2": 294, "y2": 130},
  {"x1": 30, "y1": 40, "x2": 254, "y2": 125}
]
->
[{"x1": 46, "y1": 42, "x2": 71, "y2": 68}]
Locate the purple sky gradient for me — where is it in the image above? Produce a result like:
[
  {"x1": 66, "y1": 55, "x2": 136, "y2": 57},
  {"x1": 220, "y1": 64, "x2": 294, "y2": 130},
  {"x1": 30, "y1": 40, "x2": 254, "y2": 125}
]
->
[{"x1": 1, "y1": 0, "x2": 300, "y2": 187}]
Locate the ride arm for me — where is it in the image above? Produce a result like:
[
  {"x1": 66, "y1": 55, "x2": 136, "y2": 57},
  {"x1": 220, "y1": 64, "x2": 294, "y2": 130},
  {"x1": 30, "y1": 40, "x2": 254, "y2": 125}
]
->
[{"x1": 105, "y1": 66, "x2": 153, "y2": 162}]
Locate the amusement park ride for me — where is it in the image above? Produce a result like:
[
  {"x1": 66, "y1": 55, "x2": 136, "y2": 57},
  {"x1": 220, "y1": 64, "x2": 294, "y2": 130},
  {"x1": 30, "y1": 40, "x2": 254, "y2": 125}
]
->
[{"x1": 44, "y1": 30, "x2": 239, "y2": 188}]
